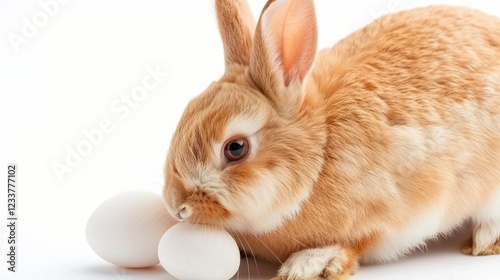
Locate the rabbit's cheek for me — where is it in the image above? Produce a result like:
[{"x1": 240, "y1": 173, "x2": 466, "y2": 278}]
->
[{"x1": 223, "y1": 172, "x2": 307, "y2": 233}]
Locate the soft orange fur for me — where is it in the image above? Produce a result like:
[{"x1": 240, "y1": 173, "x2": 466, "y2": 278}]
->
[{"x1": 164, "y1": 1, "x2": 500, "y2": 279}]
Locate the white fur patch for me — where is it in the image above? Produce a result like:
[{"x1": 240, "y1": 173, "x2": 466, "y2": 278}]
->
[
  {"x1": 223, "y1": 169, "x2": 306, "y2": 233},
  {"x1": 483, "y1": 73, "x2": 500, "y2": 131},
  {"x1": 246, "y1": 195, "x2": 304, "y2": 233},
  {"x1": 427, "y1": 125, "x2": 451, "y2": 152},
  {"x1": 335, "y1": 147, "x2": 367, "y2": 178},
  {"x1": 223, "y1": 114, "x2": 266, "y2": 141},
  {"x1": 388, "y1": 125, "x2": 427, "y2": 174},
  {"x1": 278, "y1": 246, "x2": 347, "y2": 278},
  {"x1": 362, "y1": 203, "x2": 450, "y2": 263},
  {"x1": 453, "y1": 100, "x2": 500, "y2": 138},
  {"x1": 184, "y1": 163, "x2": 222, "y2": 190},
  {"x1": 472, "y1": 189, "x2": 500, "y2": 255},
  {"x1": 475, "y1": 190, "x2": 500, "y2": 222},
  {"x1": 484, "y1": 73, "x2": 498, "y2": 97}
]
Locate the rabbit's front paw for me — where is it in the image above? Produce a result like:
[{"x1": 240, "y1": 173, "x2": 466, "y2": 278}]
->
[{"x1": 272, "y1": 246, "x2": 355, "y2": 280}]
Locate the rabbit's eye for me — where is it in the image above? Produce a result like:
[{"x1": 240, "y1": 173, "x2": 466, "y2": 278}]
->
[{"x1": 224, "y1": 138, "x2": 249, "y2": 162}]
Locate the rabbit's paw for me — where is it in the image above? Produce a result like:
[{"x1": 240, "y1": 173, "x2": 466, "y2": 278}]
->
[
  {"x1": 462, "y1": 235, "x2": 500, "y2": 256},
  {"x1": 272, "y1": 246, "x2": 355, "y2": 280},
  {"x1": 462, "y1": 207, "x2": 500, "y2": 256}
]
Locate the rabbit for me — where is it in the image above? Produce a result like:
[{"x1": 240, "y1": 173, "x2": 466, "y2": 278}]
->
[{"x1": 162, "y1": 0, "x2": 500, "y2": 279}]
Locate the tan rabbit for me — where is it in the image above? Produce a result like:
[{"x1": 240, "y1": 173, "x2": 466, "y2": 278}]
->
[{"x1": 163, "y1": 0, "x2": 500, "y2": 279}]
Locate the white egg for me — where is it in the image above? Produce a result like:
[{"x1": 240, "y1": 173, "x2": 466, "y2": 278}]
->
[
  {"x1": 86, "y1": 191, "x2": 176, "y2": 268},
  {"x1": 158, "y1": 222, "x2": 241, "y2": 280}
]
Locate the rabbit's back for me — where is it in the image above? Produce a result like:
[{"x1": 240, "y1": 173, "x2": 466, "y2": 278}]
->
[{"x1": 314, "y1": 6, "x2": 500, "y2": 106}]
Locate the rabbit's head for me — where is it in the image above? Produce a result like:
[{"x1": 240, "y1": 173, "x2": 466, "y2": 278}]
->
[{"x1": 163, "y1": 0, "x2": 324, "y2": 233}]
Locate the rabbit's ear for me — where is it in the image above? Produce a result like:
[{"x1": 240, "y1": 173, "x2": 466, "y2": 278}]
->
[
  {"x1": 216, "y1": 0, "x2": 256, "y2": 68},
  {"x1": 250, "y1": 0, "x2": 317, "y2": 117}
]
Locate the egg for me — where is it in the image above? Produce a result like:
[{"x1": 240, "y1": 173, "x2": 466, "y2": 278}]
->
[
  {"x1": 86, "y1": 191, "x2": 176, "y2": 268},
  {"x1": 158, "y1": 222, "x2": 241, "y2": 280}
]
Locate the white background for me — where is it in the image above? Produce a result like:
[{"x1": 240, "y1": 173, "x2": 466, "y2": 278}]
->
[{"x1": 1, "y1": 0, "x2": 500, "y2": 279}]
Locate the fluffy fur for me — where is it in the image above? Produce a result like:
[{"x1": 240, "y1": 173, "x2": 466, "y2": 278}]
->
[{"x1": 163, "y1": 0, "x2": 500, "y2": 278}]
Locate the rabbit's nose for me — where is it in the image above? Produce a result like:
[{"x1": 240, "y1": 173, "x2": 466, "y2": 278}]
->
[{"x1": 175, "y1": 205, "x2": 191, "y2": 221}]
